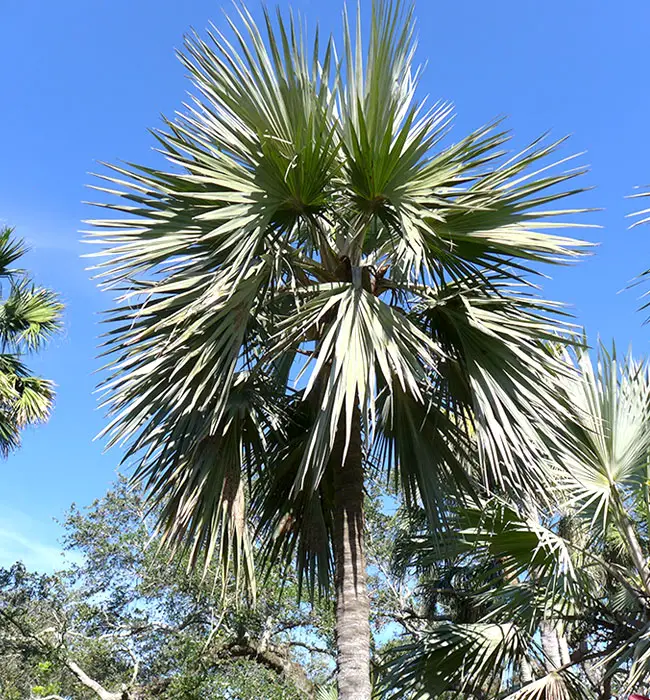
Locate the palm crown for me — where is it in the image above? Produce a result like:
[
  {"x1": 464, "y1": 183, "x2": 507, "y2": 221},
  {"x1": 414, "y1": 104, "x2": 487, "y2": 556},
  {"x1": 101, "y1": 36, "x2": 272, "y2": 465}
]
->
[
  {"x1": 0, "y1": 227, "x2": 62, "y2": 454},
  {"x1": 88, "y1": 2, "x2": 592, "y2": 695}
]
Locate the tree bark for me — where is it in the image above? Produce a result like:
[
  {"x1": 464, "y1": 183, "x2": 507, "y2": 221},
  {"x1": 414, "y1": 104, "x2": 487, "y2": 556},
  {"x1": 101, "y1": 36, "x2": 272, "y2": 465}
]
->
[
  {"x1": 540, "y1": 622, "x2": 562, "y2": 671},
  {"x1": 66, "y1": 660, "x2": 125, "y2": 700},
  {"x1": 558, "y1": 632, "x2": 571, "y2": 666},
  {"x1": 332, "y1": 406, "x2": 372, "y2": 700}
]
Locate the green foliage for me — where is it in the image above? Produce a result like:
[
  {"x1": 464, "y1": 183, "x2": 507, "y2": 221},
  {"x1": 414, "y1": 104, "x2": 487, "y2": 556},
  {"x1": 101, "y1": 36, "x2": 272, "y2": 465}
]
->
[
  {"x1": 169, "y1": 659, "x2": 303, "y2": 699},
  {"x1": 0, "y1": 478, "x2": 334, "y2": 699},
  {"x1": 382, "y1": 345, "x2": 650, "y2": 699},
  {"x1": 0, "y1": 226, "x2": 62, "y2": 454}
]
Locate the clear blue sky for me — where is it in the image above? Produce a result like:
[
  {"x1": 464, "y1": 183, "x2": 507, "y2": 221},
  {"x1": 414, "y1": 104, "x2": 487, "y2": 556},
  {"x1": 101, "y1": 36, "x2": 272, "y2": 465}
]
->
[{"x1": 1, "y1": 0, "x2": 649, "y2": 571}]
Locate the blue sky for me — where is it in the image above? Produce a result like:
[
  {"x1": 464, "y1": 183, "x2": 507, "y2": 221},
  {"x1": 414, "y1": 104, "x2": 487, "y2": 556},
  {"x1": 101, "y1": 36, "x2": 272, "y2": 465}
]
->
[{"x1": 1, "y1": 0, "x2": 649, "y2": 571}]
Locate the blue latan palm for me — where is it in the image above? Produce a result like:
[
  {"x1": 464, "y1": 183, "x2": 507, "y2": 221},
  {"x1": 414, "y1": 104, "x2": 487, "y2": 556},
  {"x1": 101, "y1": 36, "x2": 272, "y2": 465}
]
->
[{"x1": 87, "y1": 2, "x2": 592, "y2": 696}]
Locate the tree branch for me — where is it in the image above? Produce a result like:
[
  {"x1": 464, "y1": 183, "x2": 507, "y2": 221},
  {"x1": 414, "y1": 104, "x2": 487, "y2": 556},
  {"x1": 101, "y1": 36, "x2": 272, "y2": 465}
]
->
[
  {"x1": 218, "y1": 641, "x2": 314, "y2": 698},
  {"x1": 288, "y1": 639, "x2": 332, "y2": 656},
  {"x1": 65, "y1": 660, "x2": 122, "y2": 700}
]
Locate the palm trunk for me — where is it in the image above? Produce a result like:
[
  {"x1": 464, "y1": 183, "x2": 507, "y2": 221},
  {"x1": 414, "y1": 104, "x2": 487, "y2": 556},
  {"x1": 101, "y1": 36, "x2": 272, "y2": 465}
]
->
[
  {"x1": 540, "y1": 622, "x2": 562, "y2": 671},
  {"x1": 558, "y1": 631, "x2": 571, "y2": 666},
  {"x1": 598, "y1": 676, "x2": 611, "y2": 700},
  {"x1": 520, "y1": 658, "x2": 533, "y2": 684},
  {"x1": 332, "y1": 406, "x2": 372, "y2": 700},
  {"x1": 616, "y1": 499, "x2": 650, "y2": 595}
]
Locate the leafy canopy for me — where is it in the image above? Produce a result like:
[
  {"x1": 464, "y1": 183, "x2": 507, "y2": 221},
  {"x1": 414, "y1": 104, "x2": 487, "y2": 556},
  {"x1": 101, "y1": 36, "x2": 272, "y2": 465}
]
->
[{"x1": 0, "y1": 479, "x2": 334, "y2": 700}]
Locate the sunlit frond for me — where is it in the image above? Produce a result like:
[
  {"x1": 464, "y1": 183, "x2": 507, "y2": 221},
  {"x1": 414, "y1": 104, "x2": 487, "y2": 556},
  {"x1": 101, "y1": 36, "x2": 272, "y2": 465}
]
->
[
  {"x1": 628, "y1": 187, "x2": 650, "y2": 229},
  {"x1": 316, "y1": 686, "x2": 339, "y2": 700},
  {"x1": 390, "y1": 345, "x2": 650, "y2": 697},
  {"x1": 503, "y1": 671, "x2": 590, "y2": 700},
  {"x1": 0, "y1": 227, "x2": 28, "y2": 277},
  {"x1": 559, "y1": 345, "x2": 650, "y2": 537},
  {"x1": 0, "y1": 228, "x2": 61, "y2": 456},
  {"x1": 0, "y1": 281, "x2": 62, "y2": 351},
  {"x1": 381, "y1": 621, "x2": 531, "y2": 698}
]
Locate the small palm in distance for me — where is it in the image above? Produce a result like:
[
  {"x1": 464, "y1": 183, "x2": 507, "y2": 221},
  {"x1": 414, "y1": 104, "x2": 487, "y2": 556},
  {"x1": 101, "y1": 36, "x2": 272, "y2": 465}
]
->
[{"x1": 0, "y1": 226, "x2": 62, "y2": 454}]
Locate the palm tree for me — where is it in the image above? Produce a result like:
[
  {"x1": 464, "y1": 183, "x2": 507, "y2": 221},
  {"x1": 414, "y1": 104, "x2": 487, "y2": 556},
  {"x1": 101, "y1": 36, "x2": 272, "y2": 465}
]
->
[
  {"x1": 384, "y1": 346, "x2": 650, "y2": 699},
  {"x1": 87, "y1": 2, "x2": 591, "y2": 696},
  {"x1": 0, "y1": 226, "x2": 62, "y2": 454}
]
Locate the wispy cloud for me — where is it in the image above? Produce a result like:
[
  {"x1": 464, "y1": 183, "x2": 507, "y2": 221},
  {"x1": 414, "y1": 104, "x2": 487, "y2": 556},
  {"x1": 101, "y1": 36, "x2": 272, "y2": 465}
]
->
[
  {"x1": 0, "y1": 508, "x2": 79, "y2": 573},
  {"x1": 0, "y1": 527, "x2": 66, "y2": 572}
]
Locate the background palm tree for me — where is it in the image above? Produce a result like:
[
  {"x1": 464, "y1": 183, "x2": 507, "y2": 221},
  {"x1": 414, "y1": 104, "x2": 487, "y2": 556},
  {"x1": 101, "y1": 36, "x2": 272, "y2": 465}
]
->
[
  {"x1": 384, "y1": 346, "x2": 650, "y2": 699},
  {"x1": 0, "y1": 226, "x2": 62, "y2": 454},
  {"x1": 87, "y1": 2, "x2": 591, "y2": 696}
]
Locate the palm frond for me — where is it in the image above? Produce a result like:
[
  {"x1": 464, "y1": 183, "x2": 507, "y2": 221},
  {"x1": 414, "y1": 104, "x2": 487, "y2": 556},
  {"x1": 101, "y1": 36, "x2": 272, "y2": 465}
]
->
[
  {"x1": 316, "y1": 686, "x2": 338, "y2": 700},
  {"x1": 11, "y1": 376, "x2": 54, "y2": 427},
  {"x1": 0, "y1": 281, "x2": 62, "y2": 351},
  {"x1": 0, "y1": 227, "x2": 28, "y2": 277},
  {"x1": 381, "y1": 621, "x2": 531, "y2": 698},
  {"x1": 413, "y1": 275, "x2": 580, "y2": 501},
  {"x1": 560, "y1": 345, "x2": 650, "y2": 537},
  {"x1": 252, "y1": 394, "x2": 335, "y2": 599},
  {"x1": 132, "y1": 371, "x2": 278, "y2": 594},
  {"x1": 625, "y1": 186, "x2": 650, "y2": 317},
  {"x1": 503, "y1": 671, "x2": 590, "y2": 700},
  {"x1": 628, "y1": 186, "x2": 650, "y2": 229}
]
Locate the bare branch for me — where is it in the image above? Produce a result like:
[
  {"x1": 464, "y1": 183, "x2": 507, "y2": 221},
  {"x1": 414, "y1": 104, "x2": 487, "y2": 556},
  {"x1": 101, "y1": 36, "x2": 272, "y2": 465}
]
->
[
  {"x1": 288, "y1": 639, "x2": 333, "y2": 656},
  {"x1": 125, "y1": 643, "x2": 140, "y2": 687},
  {"x1": 66, "y1": 659, "x2": 122, "y2": 700}
]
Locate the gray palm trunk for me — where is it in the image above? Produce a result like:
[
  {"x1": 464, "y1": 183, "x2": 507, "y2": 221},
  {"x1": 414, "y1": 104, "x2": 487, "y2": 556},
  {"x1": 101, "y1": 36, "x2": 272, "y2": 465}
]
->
[
  {"x1": 598, "y1": 676, "x2": 612, "y2": 700},
  {"x1": 540, "y1": 621, "x2": 562, "y2": 672},
  {"x1": 331, "y1": 406, "x2": 372, "y2": 700}
]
